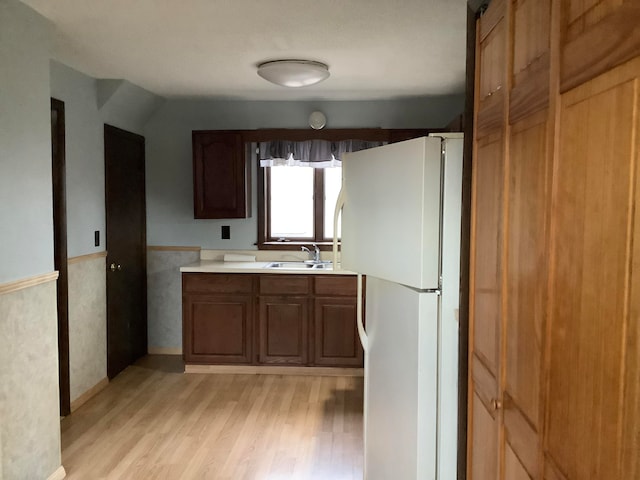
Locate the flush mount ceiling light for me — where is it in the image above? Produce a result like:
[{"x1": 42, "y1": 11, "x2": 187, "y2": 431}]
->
[{"x1": 257, "y1": 60, "x2": 330, "y2": 88}]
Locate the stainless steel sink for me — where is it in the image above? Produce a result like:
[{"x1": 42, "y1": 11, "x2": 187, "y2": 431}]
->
[{"x1": 264, "y1": 261, "x2": 332, "y2": 270}]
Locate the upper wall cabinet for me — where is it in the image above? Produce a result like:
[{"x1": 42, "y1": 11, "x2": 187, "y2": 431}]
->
[
  {"x1": 561, "y1": 0, "x2": 640, "y2": 91},
  {"x1": 192, "y1": 131, "x2": 250, "y2": 219},
  {"x1": 510, "y1": 0, "x2": 551, "y2": 122},
  {"x1": 476, "y1": 0, "x2": 507, "y2": 137}
]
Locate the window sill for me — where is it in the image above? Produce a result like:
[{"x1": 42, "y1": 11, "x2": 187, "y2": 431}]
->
[{"x1": 258, "y1": 241, "x2": 340, "y2": 251}]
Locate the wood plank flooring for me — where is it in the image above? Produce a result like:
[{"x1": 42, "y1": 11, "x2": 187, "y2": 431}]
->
[{"x1": 61, "y1": 356, "x2": 364, "y2": 479}]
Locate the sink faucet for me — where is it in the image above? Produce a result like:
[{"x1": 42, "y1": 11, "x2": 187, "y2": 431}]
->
[{"x1": 301, "y1": 244, "x2": 321, "y2": 262}]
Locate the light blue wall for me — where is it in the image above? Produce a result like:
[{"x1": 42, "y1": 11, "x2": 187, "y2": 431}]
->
[
  {"x1": 50, "y1": 61, "x2": 105, "y2": 258},
  {"x1": 50, "y1": 61, "x2": 165, "y2": 257},
  {"x1": 0, "y1": 2, "x2": 63, "y2": 479},
  {"x1": 144, "y1": 95, "x2": 464, "y2": 248},
  {"x1": 0, "y1": 0, "x2": 54, "y2": 284}
]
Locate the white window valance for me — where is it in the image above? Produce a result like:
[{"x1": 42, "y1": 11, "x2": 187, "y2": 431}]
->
[{"x1": 259, "y1": 139, "x2": 386, "y2": 168}]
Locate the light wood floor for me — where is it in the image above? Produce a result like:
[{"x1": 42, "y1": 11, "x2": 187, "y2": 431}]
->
[{"x1": 61, "y1": 356, "x2": 364, "y2": 479}]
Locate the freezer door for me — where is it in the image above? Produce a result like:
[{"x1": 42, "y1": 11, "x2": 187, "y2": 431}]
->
[
  {"x1": 364, "y1": 277, "x2": 439, "y2": 480},
  {"x1": 341, "y1": 137, "x2": 443, "y2": 290}
]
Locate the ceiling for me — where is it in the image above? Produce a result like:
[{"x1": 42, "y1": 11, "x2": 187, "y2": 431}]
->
[{"x1": 22, "y1": 0, "x2": 468, "y2": 101}]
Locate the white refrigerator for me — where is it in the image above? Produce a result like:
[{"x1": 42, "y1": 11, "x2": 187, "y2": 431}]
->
[{"x1": 334, "y1": 134, "x2": 463, "y2": 480}]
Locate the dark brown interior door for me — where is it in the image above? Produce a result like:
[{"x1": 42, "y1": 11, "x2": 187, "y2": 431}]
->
[
  {"x1": 105, "y1": 124, "x2": 147, "y2": 379},
  {"x1": 51, "y1": 98, "x2": 70, "y2": 416}
]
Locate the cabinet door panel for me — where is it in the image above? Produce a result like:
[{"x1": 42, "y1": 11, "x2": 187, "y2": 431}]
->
[
  {"x1": 313, "y1": 297, "x2": 363, "y2": 367},
  {"x1": 259, "y1": 275, "x2": 311, "y2": 295},
  {"x1": 314, "y1": 275, "x2": 357, "y2": 296},
  {"x1": 546, "y1": 62, "x2": 640, "y2": 480},
  {"x1": 183, "y1": 294, "x2": 252, "y2": 364},
  {"x1": 182, "y1": 273, "x2": 253, "y2": 294},
  {"x1": 259, "y1": 296, "x2": 309, "y2": 364},
  {"x1": 192, "y1": 131, "x2": 248, "y2": 218}
]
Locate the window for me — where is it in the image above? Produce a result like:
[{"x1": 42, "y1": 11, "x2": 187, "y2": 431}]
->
[
  {"x1": 254, "y1": 129, "x2": 422, "y2": 249},
  {"x1": 259, "y1": 165, "x2": 342, "y2": 248}
]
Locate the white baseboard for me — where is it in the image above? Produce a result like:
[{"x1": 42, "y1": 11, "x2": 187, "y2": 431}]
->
[{"x1": 47, "y1": 465, "x2": 66, "y2": 480}]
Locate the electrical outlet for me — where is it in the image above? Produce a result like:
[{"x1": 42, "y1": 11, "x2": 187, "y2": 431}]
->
[{"x1": 221, "y1": 225, "x2": 230, "y2": 239}]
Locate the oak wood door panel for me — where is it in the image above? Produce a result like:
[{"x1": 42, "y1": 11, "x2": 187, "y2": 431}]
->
[
  {"x1": 470, "y1": 391, "x2": 500, "y2": 480},
  {"x1": 469, "y1": 129, "x2": 505, "y2": 480},
  {"x1": 472, "y1": 135, "x2": 504, "y2": 376},
  {"x1": 505, "y1": 442, "x2": 532, "y2": 480},
  {"x1": 561, "y1": 0, "x2": 640, "y2": 91},
  {"x1": 477, "y1": 1, "x2": 507, "y2": 138},
  {"x1": 546, "y1": 59, "x2": 640, "y2": 480},
  {"x1": 258, "y1": 296, "x2": 309, "y2": 365},
  {"x1": 506, "y1": 112, "x2": 549, "y2": 429},
  {"x1": 510, "y1": 0, "x2": 551, "y2": 122},
  {"x1": 313, "y1": 297, "x2": 363, "y2": 367},
  {"x1": 192, "y1": 131, "x2": 248, "y2": 219},
  {"x1": 504, "y1": 397, "x2": 539, "y2": 478},
  {"x1": 183, "y1": 294, "x2": 253, "y2": 364}
]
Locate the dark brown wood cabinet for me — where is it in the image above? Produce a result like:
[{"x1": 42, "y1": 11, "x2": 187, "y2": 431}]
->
[
  {"x1": 182, "y1": 273, "x2": 253, "y2": 364},
  {"x1": 192, "y1": 131, "x2": 250, "y2": 219},
  {"x1": 182, "y1": 272, "x2": 364, "y2": 368},
  {"x1": 313, "y1": 297, "x2": 361, "y2": 367},
  {"x1": 258, "y1": 296, "x2": 309, "y2": 365},
  {"x1": 313, "y1": 275, "x2": 363, "y2": 367},
  {"x1": 183, "y1": 294, "x2": 253, "y2": 364}
]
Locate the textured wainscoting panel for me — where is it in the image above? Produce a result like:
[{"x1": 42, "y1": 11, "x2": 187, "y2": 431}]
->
[
  {"x1": 147, "y1": 249, "x2": 200, "y2": 351},
  {"x1": 68, "y1": 255, "x2": 107, "y2": 402},
  {"x1": 0, "y1": 280, "x2": 62, "y2": 479}
]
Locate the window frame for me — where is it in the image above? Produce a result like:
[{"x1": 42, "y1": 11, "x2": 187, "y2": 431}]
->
[
  {"x1": 252, "y1": 128, "x2": 440, "y2": 250},
  {"x1": 261, "y1": 165, "x2": 331, "y2": 245}
]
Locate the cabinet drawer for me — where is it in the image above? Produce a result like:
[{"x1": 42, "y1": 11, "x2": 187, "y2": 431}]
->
[
  {"x1": 314, "y1": 275, "x2": 358, "y2": 296},
  {"x1": 182, "y1": 273, "x2": 253, "y2": 294},
  {"x1": 259, "y1": 275, "x2": 311, "y2": 295}
]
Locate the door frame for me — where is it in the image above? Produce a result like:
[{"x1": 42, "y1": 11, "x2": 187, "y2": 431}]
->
[{"x1": 51, "y1": 98, "x2": 70, "y2": 416}]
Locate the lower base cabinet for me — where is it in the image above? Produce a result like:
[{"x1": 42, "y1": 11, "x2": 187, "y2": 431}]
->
[
  {"x1": 182, "y1": 273, "x2": 364, "y2": 368},
  {"x1": 314, "y1": 297, "x2": 363, "y2": 367},
  {"x1": 258, "y1": 296, "x2": 309, "y2": 365}
]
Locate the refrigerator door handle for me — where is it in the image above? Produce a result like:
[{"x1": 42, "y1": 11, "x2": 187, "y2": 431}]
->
[
  {"x1": 333, "y1": 185, "x2": 345, "y2": 269},
  {"x1": 356, "y1": 273, "x2": 368, "y2": 351}
]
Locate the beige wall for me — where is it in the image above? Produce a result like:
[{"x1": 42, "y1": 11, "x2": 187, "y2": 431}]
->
[
  {"x1": 0, "y1": 280, "x2": 61, "y2": 479},
  {"x1": 68, "y1": 255, "x2": 108, "y2": 402}
]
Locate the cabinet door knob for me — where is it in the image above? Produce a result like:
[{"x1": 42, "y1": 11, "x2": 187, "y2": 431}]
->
[
  {"x1": 490, "y1": 398, "x2": 502, "y2": 411},
  {"x1": 109, "y1": 263, "x2": 122, "y2": 272}
]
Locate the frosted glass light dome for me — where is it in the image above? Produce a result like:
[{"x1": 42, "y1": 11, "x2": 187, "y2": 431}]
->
[{"x1": 257, "y1": 60, "x2": 330, "y2": 88}]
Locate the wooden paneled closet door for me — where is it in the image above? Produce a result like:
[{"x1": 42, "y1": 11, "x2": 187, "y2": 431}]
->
[
  {"x1": 469, "y1": 0, "x2": 553, "y2": 478},
  {"x1": 469, "y1": 0, "x2": 640, "y2": 478},
  {"x1": 469, "y1": 0, "x2": 508, "y2": 477},
  {"x1": 544, "y1": 56, "x2": 640, "y2": 480}
]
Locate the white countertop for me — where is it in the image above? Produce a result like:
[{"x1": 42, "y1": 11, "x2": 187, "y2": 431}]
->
[{"x1": 180, "y1": 260, "x2": 357, "y2": 275}]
